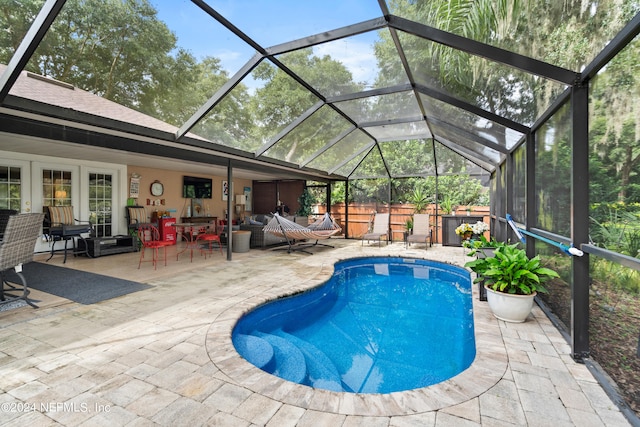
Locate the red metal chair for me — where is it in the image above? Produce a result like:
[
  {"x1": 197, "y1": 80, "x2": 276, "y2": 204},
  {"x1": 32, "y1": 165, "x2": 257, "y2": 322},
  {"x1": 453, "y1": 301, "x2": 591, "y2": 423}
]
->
[
  {"x1": 137, "y1": 224, "x2": 172, "y2": 269},
  {"x1": 196, "y1": 226, "x2": 223, "y2": 258}
]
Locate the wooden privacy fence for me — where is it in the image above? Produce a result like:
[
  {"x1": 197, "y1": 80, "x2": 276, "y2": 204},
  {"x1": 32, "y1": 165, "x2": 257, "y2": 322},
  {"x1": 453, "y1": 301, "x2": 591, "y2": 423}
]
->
[{"x1": 314, "y1": 203, "x2": 490, "y2": 244}]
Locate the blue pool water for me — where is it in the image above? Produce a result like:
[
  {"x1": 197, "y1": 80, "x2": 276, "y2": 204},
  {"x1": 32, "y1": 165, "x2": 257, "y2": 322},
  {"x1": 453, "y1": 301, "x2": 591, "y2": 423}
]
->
[{"x1": 232, "y1": 257, "x2": 476, "y2": 393}]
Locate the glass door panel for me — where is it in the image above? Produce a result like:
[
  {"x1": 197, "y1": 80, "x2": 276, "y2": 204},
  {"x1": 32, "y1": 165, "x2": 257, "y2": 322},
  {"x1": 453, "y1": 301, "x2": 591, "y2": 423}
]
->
[
  {"x1": 0, "y1": 159, "x2": 31, "y2": 213},
  {"x1": 89, "y1": 173, "x2": 113, "y2": 237},
  {"x1": 0, "y1": 165, "x2": 23, "y2": 211},
  {"x1": 42, "y1": 169, "x2": 72, "y2": 207}
]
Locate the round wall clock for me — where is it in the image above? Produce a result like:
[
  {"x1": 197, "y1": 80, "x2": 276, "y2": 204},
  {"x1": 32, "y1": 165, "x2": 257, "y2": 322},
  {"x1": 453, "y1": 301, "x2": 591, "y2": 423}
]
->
[{"x1": 150, "y1": 180, "x2": 164, "y2": 196}]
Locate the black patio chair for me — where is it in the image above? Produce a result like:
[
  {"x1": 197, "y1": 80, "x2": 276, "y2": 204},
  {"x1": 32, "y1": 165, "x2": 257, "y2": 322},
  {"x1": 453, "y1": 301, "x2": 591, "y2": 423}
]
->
[
  {"x1": 126, "y1": 205, "x2": 151, "y2": 249},
  {"x1": 43, "y1": 206, "x2": 93, "y2": 263}
]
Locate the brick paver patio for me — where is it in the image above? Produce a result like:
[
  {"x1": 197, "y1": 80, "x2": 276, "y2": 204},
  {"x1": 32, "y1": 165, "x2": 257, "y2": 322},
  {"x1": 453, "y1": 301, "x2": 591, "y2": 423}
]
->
[{"x1": 0, "y1": 239, "x2": 630, "y2": 426}]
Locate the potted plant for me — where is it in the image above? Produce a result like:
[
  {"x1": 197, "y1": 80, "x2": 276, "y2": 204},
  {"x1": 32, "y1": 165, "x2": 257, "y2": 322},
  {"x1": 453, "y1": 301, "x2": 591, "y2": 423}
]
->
[
  {"x1": 461, "y1": 222, "x2": 491, "y2": 252},
  {"x1": 471, "y1": 220, "x2": 489, "y2": 239},
  {"x1": 464, "y1": 244, "x2": 559, "y2": 322},
  {"x1": 463, "y1": 234, "x2": 502, "y2": 257},
  {"x1": 455, "y1": 222, "x2": 474, "y2": 240},
  {"x1": 463, "y1": 235, "x2": 504, "y2": 301}
]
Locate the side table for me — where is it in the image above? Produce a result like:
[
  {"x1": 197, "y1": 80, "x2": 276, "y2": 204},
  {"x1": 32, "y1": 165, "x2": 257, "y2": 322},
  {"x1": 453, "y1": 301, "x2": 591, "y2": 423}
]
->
[
  {"x1": 392, "y1": 230, "x2": 408, "y2": 248},
  {"x1": 232, "y1": 230, "x2": 251, "y2": 253}
]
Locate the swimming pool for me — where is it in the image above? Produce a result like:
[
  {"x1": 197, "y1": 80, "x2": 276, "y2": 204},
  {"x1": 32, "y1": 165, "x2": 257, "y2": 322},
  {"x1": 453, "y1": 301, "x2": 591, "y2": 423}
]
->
[{"x1": 232, "y1": 257, "x2": 476, "y2": 393}]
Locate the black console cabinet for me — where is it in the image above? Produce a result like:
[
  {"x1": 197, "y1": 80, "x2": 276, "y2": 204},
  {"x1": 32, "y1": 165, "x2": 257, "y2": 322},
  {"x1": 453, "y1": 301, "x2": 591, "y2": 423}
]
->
[
  {"x1": 77, "y1": 235, "x2": 136, "y2": 257},
  {"x1": 441, "y1": 215, "x2": 484, "y2": 246}
]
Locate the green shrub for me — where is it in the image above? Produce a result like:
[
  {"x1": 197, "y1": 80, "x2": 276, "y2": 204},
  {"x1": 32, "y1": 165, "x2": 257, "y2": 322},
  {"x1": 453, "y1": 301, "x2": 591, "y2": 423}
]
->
[{"x1": 465, "y1": 244, "x2": 559, "y2": 295}]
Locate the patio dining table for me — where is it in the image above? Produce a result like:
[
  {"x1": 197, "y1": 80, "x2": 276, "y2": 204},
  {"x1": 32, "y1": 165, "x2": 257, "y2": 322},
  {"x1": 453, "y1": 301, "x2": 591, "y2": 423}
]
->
[{"x1": 172, "y1": 222, "x2": 216, "y2": 262}]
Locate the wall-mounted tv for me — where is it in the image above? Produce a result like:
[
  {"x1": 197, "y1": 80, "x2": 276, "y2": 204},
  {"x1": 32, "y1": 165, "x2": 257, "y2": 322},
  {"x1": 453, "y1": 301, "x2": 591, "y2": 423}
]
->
[{"x1": 183, "y1": 176, "x2": 212, "y2": 199}]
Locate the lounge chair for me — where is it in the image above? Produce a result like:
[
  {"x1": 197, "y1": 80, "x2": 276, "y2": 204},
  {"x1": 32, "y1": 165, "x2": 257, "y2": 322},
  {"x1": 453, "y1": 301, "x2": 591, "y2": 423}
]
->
[
  {"x1": 362, "y1": 212, "x2": 389, "y2": 247},
  {"x1": 407, "y1": 213, "x2": 432, "y2": 249},
  {"x1": 263, "y1": 213, "x2": 341, "y2": 254}
]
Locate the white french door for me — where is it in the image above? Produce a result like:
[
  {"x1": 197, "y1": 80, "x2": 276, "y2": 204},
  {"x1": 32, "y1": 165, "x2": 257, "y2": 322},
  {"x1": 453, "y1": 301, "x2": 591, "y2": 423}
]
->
[
  {"x1": 85, "y1": 167, "x2": 116, "y2": 238},
  {"x1": 31, "y1": 162, "x2": 81, "y2": 252},
  {"x1": 1, "y1": 151, "x2": 126, "y2": 253}
]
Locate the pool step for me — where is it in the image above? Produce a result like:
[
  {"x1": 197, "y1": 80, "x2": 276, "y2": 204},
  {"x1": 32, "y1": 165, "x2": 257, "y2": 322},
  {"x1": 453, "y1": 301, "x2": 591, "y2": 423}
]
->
[
  {"x1": 274, "y1": 330, "x2": 344, "y2": 392},
  {"x1": 233, "y1": 334, "x2": 274, "y2": 370},
  {"x1": 310, "y1": 320, "x2": 372, "y2": 393},
  {"x1": 255, "y1": 332, "x2": 307, "y2": 384}
]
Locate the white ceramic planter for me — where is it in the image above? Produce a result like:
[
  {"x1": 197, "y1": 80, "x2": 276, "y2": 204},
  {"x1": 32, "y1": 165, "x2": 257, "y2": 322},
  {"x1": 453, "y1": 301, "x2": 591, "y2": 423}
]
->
[{"x1": 485, "y1": 285, "x2": 536, "y2": 323}]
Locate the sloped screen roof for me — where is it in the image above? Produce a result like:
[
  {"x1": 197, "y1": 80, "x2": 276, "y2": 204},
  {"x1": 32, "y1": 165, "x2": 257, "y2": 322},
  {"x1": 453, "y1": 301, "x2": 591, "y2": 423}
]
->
[{"x1": 0, "y1": 0, "x2": 637, "y2": 181}]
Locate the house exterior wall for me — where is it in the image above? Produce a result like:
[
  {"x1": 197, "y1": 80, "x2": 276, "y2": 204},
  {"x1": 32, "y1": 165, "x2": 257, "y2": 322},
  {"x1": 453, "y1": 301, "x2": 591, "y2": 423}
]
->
[
  {"x1": 0, "y1": 150, "x2": 252, "y2": 253},
  {"x1": 127, "y1": 165, "x2": 252, "y2": 222}
]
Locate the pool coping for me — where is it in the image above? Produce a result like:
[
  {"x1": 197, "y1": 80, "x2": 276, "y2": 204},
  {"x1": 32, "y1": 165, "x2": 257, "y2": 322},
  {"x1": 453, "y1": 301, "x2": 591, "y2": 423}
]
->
[{"x1": 205, "y1": 255, "x2": 507, "y2": 417}]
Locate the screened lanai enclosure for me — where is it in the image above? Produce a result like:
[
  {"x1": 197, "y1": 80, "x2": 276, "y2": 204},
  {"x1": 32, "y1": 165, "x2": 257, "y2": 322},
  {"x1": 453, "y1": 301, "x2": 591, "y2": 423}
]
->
[{"x1": 1, "y1": 0, "x2": 640, "y2": 421}]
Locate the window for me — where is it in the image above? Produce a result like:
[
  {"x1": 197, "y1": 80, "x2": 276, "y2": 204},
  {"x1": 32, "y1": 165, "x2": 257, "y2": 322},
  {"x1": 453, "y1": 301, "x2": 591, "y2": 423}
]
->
[
  {"x1": 0, "y1": 166, "x2": 21, "y2": 210},
  {"x1": 43, "y1": 169, "x2": 71, "y2": 207}
]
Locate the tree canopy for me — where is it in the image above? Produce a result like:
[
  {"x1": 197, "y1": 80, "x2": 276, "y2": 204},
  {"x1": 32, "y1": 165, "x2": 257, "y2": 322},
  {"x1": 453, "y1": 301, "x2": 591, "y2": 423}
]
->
[{"x1": 0, "y1": 0, "x2": 638, "y2": 211}]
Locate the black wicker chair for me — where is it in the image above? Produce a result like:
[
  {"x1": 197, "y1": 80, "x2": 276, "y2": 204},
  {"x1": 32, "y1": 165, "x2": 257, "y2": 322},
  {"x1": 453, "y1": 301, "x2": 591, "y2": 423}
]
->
[{"x1": 0, "y1": 213, "x2": 45, "y2": 308}]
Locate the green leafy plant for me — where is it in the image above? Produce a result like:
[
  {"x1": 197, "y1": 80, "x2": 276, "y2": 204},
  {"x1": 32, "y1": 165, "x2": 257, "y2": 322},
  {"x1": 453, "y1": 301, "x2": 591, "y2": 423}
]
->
[
  {"x1": 440, "y1": 196, "x2": 453, "y2": 214},
  {"x1": 463, "y1": 235, "x2": 505, "y2": 255},
  {"x1": 297, "y1": 188, "x2": 316, "y2": 217},
  {"x1": 465, "y1": 244, "x2": 559, "y2": 295},
  {"x1": 405, "y1": 217, "x2": 413, "y2": 231},
  {"x1": 624, "y1": 229, "x2": 640, "y2": 258},
  {"x1": 408, "y1": 188, "x2": 430, "y2": 213}
]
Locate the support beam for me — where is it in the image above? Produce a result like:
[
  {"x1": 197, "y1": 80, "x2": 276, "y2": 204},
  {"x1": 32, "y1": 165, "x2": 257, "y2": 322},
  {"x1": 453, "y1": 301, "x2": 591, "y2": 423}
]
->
[
  {"x1": 300, "y1": 126, "x2": 356, "y2": 167},
  {"x1": 0, "y1": 0, "x2": 66, "y2": 102},
  {"x1": 526, "y1": 133, "x2": 536, "y2": 256},
  {"x1": 494, "y1": 164, "x2": 506, "y2": 241},
  {"x1": 506, "y1": 153, "x2": 515, "y2": 245},
  {"x1": 327, "y1": 84, "x2": 413, "y2": 103},
  {"x1": 177, "y1": 54, "x2": 262, "y2": 139},
  {"x1": 226, "y1": 160, "x2": 233, "y2": 260},
  {"x1": 330, "y1": 141, "x2": 375, "y2": 175},
  {"x1": 434, "y1": 137, "x2": 497, "y2": 171},
  {"x1": 429, "y1": 116, "x2": 510, "y2": 154},
  {"x1": 389, "y1": 15, "x2": 578, "y2": 85},
  {"x1": 415, "y1": 84, "x2": 530, "y2": 135},
  {"x1": 266, "y1": 18, "x2": 387, "y2": 55},
  {"x1": 581, "y1": 12, "x2": 640, "y2": 82},
  {"x1": 255, "y1": 101, "x2": 324, "y2": 157},
  {"x1": 571, "y1": 82, "x2": 590, "y2": 360},
  {"x1": 434, "y1": 173, "x2": 440, "y2": 244},
  {"x1": 345, "y1": 180, "x2": 350, "y2": 239}
]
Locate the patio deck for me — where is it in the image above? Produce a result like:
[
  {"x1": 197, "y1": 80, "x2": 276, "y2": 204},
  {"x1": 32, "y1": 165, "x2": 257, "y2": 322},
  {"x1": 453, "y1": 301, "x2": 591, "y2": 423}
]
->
[{"x1": 0, "y1": 239, "x2": 630, "y2": 426}]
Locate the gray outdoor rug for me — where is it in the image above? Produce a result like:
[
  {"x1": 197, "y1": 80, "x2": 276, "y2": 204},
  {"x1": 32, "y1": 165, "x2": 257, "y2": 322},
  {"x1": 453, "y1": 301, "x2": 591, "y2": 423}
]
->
[{"x1": 3, "y1": 262, "x2": 152, "y2": 305}]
